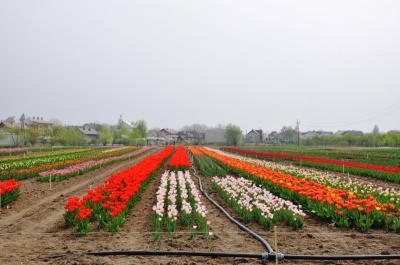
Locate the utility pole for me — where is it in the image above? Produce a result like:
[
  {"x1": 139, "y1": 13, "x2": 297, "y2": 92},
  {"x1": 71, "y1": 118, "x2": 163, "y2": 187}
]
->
[{"x1": 296, "y1": 119, "x2": 300, "y2": 146}]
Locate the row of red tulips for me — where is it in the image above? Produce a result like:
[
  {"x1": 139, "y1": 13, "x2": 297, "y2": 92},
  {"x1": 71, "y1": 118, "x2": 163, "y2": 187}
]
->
[
  {"x1": 64, "y1": 146, "x2": 174, "y2": 235},
  {"x1": 168, "y1": 146, "x2": 190, "y2": 171},
  {"x1": 0, "y1": 179, "x2": 22, "y2": 207}
]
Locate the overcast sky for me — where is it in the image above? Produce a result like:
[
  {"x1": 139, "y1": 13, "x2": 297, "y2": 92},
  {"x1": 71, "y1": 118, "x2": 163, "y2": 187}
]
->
[{"x1": 1, "y1": 1, "x2": 399, "y2": 133}]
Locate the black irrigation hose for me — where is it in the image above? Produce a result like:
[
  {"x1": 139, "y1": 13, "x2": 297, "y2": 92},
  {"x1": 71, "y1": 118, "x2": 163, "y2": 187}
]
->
[
  {"x1": 48, "y1": 250, "x2": 400, "y2": 261},
  {"x1": 48, "y1": 250, "x2": 272, "y2": 260},
  {"x1": 189, "y1": 155, "x2": 274, "y2": 253},
  {"x1": 89, "y1": 250, "x2": 265, "y2": 259},
  {"x1": 283, "y1": 254, "x2": 400, "y2": 260},
  {"x1": 203, "y1": 189, "x2": 274, "y2": 253}
]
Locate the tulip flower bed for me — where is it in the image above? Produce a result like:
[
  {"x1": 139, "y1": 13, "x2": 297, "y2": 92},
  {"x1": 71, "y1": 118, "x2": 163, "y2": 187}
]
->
[
  {"x1": 0, "y1": 147, "x2": 92, "y2": 164},
  {"x1": 188, "y1": 146, "x2": 226, "y2": 177},
  {"x1": 193, "y1": 155, "x2": 226, "y2": 177},
  {"x1": 0, "y1": 147, "x2": 29, "y2": 157},
  {"x1": 224, "y1": 147, "x2": 400, "y2": 183},
  {"x1": 167, "y1": 146, "x2": 190, "y2": 172},
  {"x1": 198, "y1": 147, "x2": 400, "y2": 232},
  {"x1": 0, "y1": 179, "x2": 22, "y2": 207},
  {"x1": 213, "y1": 175, "x2": 305, "y2": 230},
  {"x1": 37, "y1": 147, "x2": 152, "y2": 182},
  {"x1": 0, "y1": 147, "x2": 140, "y2": 181},
  {"x1": 151, "y1": 171, "x2": 212, "y2": 249},
  {"x1": 221, "y1": 150, "x2": 400, "y2": 207},
  {"x1": 251, "y1": 146, "x2": 400, "y2": 167},
  {"x1": 187, "y1": 146, "x2": 204, "y2": 156},
  {"x1": 63, "y1": 146, "x2": 174, "y2": 235}
]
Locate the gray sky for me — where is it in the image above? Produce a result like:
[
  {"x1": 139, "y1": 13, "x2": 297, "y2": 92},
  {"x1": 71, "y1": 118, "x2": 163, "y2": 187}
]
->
[{"x1": 1, "y1": 1, "x2": 399, "y2": 133}]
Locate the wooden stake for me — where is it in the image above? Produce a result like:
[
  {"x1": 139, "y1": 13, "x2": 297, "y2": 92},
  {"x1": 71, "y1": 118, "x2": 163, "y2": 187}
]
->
[
  {"x1": 50, "y1": 174, "x2": 52, "y2": 190},
  {"x1": 343, "y1": 164, "x2": 344, "y2": 174},
  {"x1": 274, "y1": 225, "x2": 278, "y2": 265},
  {"x1": 0, "y1": 188, "x2": 2, "y2": 213}
]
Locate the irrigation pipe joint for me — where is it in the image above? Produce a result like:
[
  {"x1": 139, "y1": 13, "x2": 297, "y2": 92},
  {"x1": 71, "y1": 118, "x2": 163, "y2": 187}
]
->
[{"x1": 266, "y1": 252, "x2": 284, "y2": 261}]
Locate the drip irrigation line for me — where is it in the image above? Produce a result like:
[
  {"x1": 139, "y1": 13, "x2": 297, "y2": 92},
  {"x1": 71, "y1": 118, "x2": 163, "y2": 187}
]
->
[
  {"x1": 48, "y1": 250, "x2": 400, "y2": 261},
  {"x1": 283, "y1": 254, "x2": 400, "y2": 260},
  {"x1": 189, "y1": 155, "x2": 274, "y2": 253},
  {"x1": 48, "y1": 250, "x2": 270, "y2": 260}
]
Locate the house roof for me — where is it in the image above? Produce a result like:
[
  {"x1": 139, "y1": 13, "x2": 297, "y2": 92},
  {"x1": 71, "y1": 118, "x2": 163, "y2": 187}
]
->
[
  {"x1": 161, "y1": 128, "x2": 178, "y2": 134},
  {"x1": 4, "y1": 116, "x2": 17, "y2": 123},
  {"x1": 77, "y1": 126, "x2": 98, "y2": 136},
  {"x1": 343, "y1": 130, "x2": 364, "y2": 136},
  {"x1": 121, "y1": 120, "x2": 135, "y2": 129},
  {"x1": 25, "y1": 117, "x2": 52, "y2": 125},
  {"x1": 0, "y1": 121, "x2": 22, "y2": 129},
  {"x1": 268, "y1": 131, "x2": 279, "y2": 137}
]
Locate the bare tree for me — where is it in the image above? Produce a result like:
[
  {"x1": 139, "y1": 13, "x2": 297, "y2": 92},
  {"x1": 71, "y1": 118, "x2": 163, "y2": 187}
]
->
[
  {"x1": 48, "y1": 118, "x2": 63, "y2": 126},
  {"x1": 372, "y1": 125, "x2": 380, "y2": 136},
  {"x1": 181, "y1": 123, "x2": 209, "y2": 132}
]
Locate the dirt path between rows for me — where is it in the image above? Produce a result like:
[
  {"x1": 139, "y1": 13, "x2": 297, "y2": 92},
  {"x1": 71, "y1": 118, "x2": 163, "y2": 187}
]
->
[{"x1": 1, "y1": 148, "x2": 400, "y2": 265}]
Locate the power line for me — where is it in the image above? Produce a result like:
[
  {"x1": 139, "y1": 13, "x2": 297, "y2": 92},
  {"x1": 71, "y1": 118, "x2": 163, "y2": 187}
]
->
[{"x1": 302, "y1": 102, "x2": 400, "y2": 128}]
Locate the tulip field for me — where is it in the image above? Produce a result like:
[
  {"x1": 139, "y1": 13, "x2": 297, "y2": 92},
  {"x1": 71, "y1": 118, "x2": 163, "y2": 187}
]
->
[{"x1": 1, "y1": 145, "x2": 400, "y2": 264}]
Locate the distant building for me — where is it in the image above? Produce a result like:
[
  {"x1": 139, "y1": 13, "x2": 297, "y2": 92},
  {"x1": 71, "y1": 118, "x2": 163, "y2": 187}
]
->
[
  {"x1": 83, "y1": 123, "x2": 102, "y2": 132},
  {"x1": 159, "y1": 128, "x2": 179, "y2": 144},
  {"x1": 266, "y1": 131, "x2": 292, "y2": 143},
  {"x1": 77, "y1": 126, "x2": 98, "y2": 142},
  {"x1": 334, "y1": 130, "x2": 364, "y2": 137},
  {"x1": 25, "y1": 116, "x2": 53, "y2": 134},
  {"x1": 120, "y1": 120, "x2": 135, "y2": 132},
  {"x1": 245, "y1": 129, "x2": 263, "y2": 142}
]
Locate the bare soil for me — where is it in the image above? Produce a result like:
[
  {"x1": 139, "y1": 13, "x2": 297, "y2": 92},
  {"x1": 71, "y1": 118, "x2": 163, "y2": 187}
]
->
[{"x1": 1, "y1": 149, "x2": 400, "y2": 265}]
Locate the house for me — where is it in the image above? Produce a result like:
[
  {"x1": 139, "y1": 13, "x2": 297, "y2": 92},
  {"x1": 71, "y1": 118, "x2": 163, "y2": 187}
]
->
[
  {"x1": 3, "y1": 116, "x2": 17, "y2": 124},
  {"x1": 83, "y1": 123, "x2": 102, "y2": 132},
  {"x1": 25, "y1": 116, "x2": 53, "y2": 134},
  {"x1": 160, "y1": 128, "x2": 178, "y2": 137},
  {"x1": 159, "y1": 128, "x2": 179, "y2": 144},
  {"x1": 77, "y1": 126, "x2": 98, "y2": 142},
  {"x1": 121, "y1": 120, "x2": 135, "y2": 132},
  {"x1": 245, "y1": 129, "x2": 263, "y2": 142}
]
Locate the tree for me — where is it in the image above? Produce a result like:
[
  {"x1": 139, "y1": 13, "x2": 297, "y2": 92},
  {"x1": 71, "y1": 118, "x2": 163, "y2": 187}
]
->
[
  {"x1": 25, "y1": 127, "x2": 39, "y2": 146},
  {"x1": 372, "y1": 125, "x2": 380, "y2": 147},
  {"x1": 48, "y1": 118, "x2": 63, "y2": 126},
  {"x1": 98, "y1": 127, "x2": 114, "y2": 146},
  {"x1": 148, "y1": 127, "x2": 161, "y2": 137},
  {"x1": 181, "y1": 123, "x2": 209, "y2": 132},
  {"x1": 6, "y1": 127, "x2": 24, "y2": 147},
  {"x1": 224, "y1": 124, "x2": 242, "y2": 146},
  {"x1": 54, "y1": 126, "x2": 86, "y2": 146},
  {"x1": 372, "y1": 125, "x2": 380, "y2": 136},
  {"x1": 129, "y1": 128, "x2": 146, "y2": 146},
  {"x1": 135, "y1": 120, "x2": 148, "y2": 138},
  {"x1": 280, "y1": 126, "x2": 296, "y2": 144}
]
